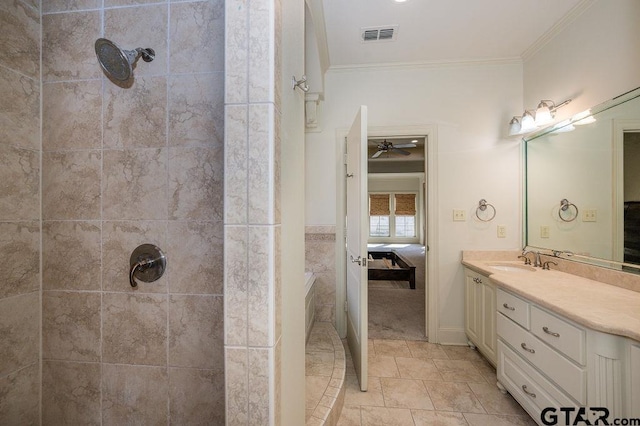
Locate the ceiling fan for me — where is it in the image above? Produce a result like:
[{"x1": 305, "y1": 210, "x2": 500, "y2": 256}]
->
[{"x1": 370, "y1": 139, "x2": 417, "y2": 159}]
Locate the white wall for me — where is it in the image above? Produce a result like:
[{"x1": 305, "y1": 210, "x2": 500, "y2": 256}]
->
[
  {"x1": 523, "y1": 0, "x2": 640, "y2": 120},
  {"x1": 306, "y1": 62, "x2": 523, "y2": 343}
]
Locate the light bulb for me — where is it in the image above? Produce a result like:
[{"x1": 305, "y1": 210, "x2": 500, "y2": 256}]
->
[
  {"x1": 520, "y1": 111, "x2": 537, "y2": 132},
  {"x1": 535, "y1": 101, "x2": 553, "y2": 125},
  {"x1": 508, "y1": 117, "x2": 521, "y2": 136}
]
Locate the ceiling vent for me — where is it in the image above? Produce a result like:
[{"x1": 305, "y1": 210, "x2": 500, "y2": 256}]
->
[{"x1": 361, "y1": 26, "x2": 398, "y2": 42}]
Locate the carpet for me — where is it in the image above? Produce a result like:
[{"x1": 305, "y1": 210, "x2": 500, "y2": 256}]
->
[{"x1": 367, "y1": 244, "x2": 427, "y2": 341}]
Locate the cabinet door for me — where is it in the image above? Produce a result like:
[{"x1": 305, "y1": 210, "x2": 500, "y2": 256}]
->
[
  {"x1": 630, "y1": 343, "x2": 640, "y2": 417},
  {"x1": 464, "y1": 270, "x2": 481, "y2": 344},
  {"x1": 481, "y1": 280, "x2": 497, "y2": 364}
]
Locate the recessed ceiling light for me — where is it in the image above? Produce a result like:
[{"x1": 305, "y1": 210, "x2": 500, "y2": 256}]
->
[{"x1": 395, "y1": 0, "x2": 408, "y2": 3}]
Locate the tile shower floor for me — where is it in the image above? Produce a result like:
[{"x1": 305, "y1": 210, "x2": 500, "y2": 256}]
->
[{"x1": 337, "y1": 339, "x2": 537, "y2": 426}]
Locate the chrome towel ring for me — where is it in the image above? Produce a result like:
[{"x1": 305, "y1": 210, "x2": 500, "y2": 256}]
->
[
  {"x1": 476, "y1": 199, "x2": 496, "y2": 222},
  {"x1": 558, "y1": 198, "x2": 578, "y2": 222}
]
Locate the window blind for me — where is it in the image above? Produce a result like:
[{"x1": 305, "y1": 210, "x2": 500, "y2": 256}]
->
[
  {"x1": 395, "y1": 194, "x2": 416, "y2": 216},
  {"x1": 369, "y1": 194, "x2": 390, "y2": 215}
]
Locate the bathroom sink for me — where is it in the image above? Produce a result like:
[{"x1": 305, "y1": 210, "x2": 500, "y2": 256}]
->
[{"x1": 487, "y1": 262, "x2": 536, "y2": 273}]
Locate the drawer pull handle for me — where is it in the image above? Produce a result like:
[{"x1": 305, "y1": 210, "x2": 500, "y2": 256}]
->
[
  {"x1": 502, "y1": 303, "x2": 515, "y2": 311},
  {"x1": 542, "y1": 326, "x2": 560, "y2": 337},
  {"x1": 522, "y1": 385, "x2": 536, "y2": 398},
  {"x1": 473, "y1": 277, "x2": 482, "y2": 284},
  {"x1": 521, "y1": 343, "x2": 535, "y2": 353}
]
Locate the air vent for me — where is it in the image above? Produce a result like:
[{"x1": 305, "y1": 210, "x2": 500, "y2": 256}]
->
[{"x1": 361, "y1": 25, "x2": 398, "y2": 42}]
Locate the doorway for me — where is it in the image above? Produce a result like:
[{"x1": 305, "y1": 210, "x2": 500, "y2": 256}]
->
[
  {"x1": 335, "y1": 124, "x2": 439, "y2": 344},
  {"x1": 367, "y1": 138, "x2": 427, "y2": 340}
]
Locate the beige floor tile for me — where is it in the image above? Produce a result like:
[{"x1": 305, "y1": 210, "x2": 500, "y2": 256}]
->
[
  {"x1": 368, "y1": 355, "x2": 400, "y2": 378},
  {"x1": 433, "y1": 359, "x2": 487, "y2": 383},
  {"x1": 424, "y1": 381, "x2": 485, "y2": 413},
  {"x1": 306, "y1": 351, "x2": 335, "y2": 377},
  {"x1": 441, "y1": 346, "x2": 485, "y2": 362},
  {"x1": 373, "y1": 339, "x2": 412, "y2": 357},
  {"x1": 411, "y1": 410, "x2": 469, "y2": 426},
  {"x1": 463, "y1": 413, "x2": 537, "y2": 426},
  {"x1": 395, "y1": 356, "x2": 442, "y2": 381},
  {"x1": 360, "y1": 406, "x2": 415, "y2": 426},
  {"x1": 337, "y1": 405, "x2": 362, "y2": 426},
  {"x1": 344, "y1": 376, "x2": 385, "y2": 407},
  {"x1": 380, "y1": 377, "x2": 434, "y2": 410},
  {"x1": 306, "y1": 375, "x2": 330, "y2": 410},
  {"x1": 307, "y1": 329, "x2": 335, "y2": 353},
  {"x1": 406, "y1": 340, "x2": 450, "y2": 360},
  {"x1": 468, "y1": 382, "x2": 528, "y2": 416},
  {"x1": 368, "y1": 339, "x2": 376, "y2": 357}
]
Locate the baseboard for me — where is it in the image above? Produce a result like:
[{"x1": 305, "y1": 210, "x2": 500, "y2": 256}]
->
[{"x1": 436, "y1": 327, "x2": 468, "y2": 345}]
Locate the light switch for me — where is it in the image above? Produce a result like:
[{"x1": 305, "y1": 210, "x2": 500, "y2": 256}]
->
[
  {"x1": 540, "y1": 226, "x2": 550, "y2": 238},
  {"x1": 583, "y1": 209, "x2": 597, "y2": 222},
  {"x1": 453, "y1": 209, "x2": 466, "y2": 221},
  {"x1": 497, "y1": 225, "x2": 506, "y2": 238}
]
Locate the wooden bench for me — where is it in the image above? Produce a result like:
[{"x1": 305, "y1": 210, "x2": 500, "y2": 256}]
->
[{"x1": 367, "y1": 250, "x2": 416, "y2": 289}]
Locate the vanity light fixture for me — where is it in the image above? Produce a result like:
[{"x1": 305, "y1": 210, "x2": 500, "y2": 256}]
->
[{"x1": 508, "y1": 97, "x2": 572, "y2": 136}]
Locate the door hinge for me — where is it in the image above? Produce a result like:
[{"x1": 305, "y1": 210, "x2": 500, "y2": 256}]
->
[{"x1": 344, "y1": 300, "x2": 348, "y2": 312}]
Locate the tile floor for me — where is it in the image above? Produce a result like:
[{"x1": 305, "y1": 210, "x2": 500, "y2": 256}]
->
[{"x1": 337, "y1": 339, "x2": 537, "y2": 426}]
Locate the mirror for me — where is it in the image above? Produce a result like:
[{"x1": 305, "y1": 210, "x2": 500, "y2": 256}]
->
[{"x1": 525, "y1": 86, "x2": 640, "y2": 272}]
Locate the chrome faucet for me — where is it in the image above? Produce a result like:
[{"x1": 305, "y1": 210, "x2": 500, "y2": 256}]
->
[{"x1": 522, "y1": 250, "x2": 542, "y2": 267}]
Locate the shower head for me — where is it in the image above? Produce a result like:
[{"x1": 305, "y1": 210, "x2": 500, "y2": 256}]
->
[{"x1": 94, "y1": 38, "x2": 155, "y2": 82}]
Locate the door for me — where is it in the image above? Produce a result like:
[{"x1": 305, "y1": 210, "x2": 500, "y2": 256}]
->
[{"x1": 346, "y1": 106, "x2": 369, "y2": 391}]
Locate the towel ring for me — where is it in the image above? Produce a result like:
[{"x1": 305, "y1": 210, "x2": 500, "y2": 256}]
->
[
  {"x1": 476, "y1": 199, "x2": 496, "y2": 222},
  {"x1": 558, "y1": 198, "x2": 578, "y2": 222}
]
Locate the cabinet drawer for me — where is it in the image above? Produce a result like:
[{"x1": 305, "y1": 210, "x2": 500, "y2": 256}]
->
[
  {"x1": 497, "y1": 340, "x2": 576, "y2": 419},
  {"x1": 497, "y1": 289, "x2": 530, "y2": 329},
  {"x1": 531, "y1": 306, "x2": 585, "y2": 365},
  {"x1": 497, "y1": 313, "x2": 586, "y2": 404}
]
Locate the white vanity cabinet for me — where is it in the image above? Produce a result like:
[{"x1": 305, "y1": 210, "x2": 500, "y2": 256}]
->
[
  {"x1": 464, "y1": 268, "x2": 496, "y2": 366},
  {"x1": 496, "y1": 287, "x2": 638, "y2": 424}
]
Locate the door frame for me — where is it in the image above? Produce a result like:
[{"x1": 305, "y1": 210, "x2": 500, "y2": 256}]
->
[{"x1": 335, "y1": 124, "x2": 439, "y2": 343}]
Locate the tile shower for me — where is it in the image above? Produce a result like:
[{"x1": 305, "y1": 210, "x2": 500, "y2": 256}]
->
[{"x1": 0, "y1": 0, "x2": 225, "y2": 423}]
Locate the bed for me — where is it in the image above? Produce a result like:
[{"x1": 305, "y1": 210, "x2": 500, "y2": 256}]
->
[{"x1": 367, "y1": 250, "x2": 416, "y2": 289}]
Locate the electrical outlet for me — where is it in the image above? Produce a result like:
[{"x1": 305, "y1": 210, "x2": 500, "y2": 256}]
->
[
  {"x1": 540, "y1": 225, "x2": 550, "y2": 238},
  {"x1": 583, "y1": 209, "x2": 597, "y2": 222},
  {"x1": 453, "y1": 209, "x2": 466, "y2": 221},
  {"x1": 497, "y1": 225, "x2": 506, "y2": 238}
]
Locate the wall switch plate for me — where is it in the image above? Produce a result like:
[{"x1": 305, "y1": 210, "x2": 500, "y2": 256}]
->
[
  {"x1": 453, "y1": 209, "x2": 466, "y2": 221},
  {"x1": 583, "y1": 209, "x2": 597, "y2": 222},
  {"x1": 497, "y1": 225, "x2": 506, "y2": 238},
  {"x1": 540, "y1": 225, "x2": 550, "y2": 238}
]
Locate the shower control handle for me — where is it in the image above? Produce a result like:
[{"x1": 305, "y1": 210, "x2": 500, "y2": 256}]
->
[{"x1": 129, "y1": 244, "x2": 166, "y2": 288}]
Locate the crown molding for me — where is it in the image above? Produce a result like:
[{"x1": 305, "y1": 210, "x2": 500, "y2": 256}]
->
[{"x1": 522, "y1": 0, "x2": 597, "y2": 62}]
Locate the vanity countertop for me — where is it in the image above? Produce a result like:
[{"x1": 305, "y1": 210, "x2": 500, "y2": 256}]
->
[{"x1": 462, "y1": 259, "x2": 640, "y2": 342}]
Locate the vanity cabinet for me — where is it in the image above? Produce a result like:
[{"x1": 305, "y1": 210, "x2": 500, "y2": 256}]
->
[
  {"x1": 496, "y1": 287, "x2": 637, "y2": 424},
  {"x1": 464, "y1": 268, "x2": 496, "y2": 366}
]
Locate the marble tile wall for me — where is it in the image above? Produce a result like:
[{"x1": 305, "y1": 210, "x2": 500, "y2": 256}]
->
[
  {"x1": 0, "y1": 0, "x2": 42, "y2": 423},
  {"x1": 224, "y1": 0, "x2": 283, "y2": 423},
  {"x1": 38, "y1": 0, "x2": 225, "y2": 424},
  {"x1": 306, "y1": 226, "x2": 337, "y2": 324}
]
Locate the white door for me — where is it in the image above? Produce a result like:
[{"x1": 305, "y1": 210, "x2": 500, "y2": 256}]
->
[{"x1": 345, "y1": 106, "x2": 369, "y2": 391}]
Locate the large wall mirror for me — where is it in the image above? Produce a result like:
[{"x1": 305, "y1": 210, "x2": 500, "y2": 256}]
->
[{"x1": 525, "y1": 86, "x2": 640, "y2": 272}]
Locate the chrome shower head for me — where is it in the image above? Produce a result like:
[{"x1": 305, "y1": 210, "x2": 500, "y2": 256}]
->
[{"x1": 94, "y1": 38, "x2": 155, "y2": 82}]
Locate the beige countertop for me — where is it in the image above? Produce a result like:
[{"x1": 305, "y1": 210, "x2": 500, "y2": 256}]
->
[{"x1": 462, "y1": 259, "x2": 640, "y2": 342}]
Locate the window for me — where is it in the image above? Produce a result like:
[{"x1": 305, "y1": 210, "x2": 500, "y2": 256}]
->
[
  {"x1": 369, "y1": 193, "x2": 417, "y2": 239},
  {"x1": 369, "y1": 194, "x2": 390, "y2": 237}
]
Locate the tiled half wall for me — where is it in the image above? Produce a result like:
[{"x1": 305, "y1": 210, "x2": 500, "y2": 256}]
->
[{"x1": 305, "y1": 226, "x2": 337, "y2": 324}]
